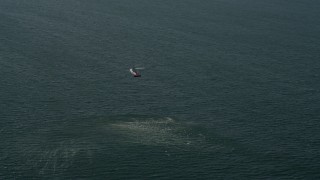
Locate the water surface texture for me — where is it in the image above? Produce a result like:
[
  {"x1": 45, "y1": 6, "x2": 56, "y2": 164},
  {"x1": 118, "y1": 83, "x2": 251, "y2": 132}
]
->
[{"x1": 1, "y1": 0, "x2": 320, "y2": 179}]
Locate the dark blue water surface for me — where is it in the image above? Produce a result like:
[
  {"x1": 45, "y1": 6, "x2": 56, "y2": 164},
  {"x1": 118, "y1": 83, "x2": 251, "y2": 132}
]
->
[{"x1": 1, "y1": 0, "x2": 320, "y2": 179}]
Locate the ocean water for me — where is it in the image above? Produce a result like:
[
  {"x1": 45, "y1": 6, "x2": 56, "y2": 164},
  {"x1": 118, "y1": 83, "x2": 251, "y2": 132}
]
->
[{"x1": 1, "y1": 0, "x2": 320, "y2": 179}]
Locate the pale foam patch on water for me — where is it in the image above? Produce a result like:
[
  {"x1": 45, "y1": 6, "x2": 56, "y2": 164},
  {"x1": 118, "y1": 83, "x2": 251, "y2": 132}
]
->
[{"x1": 108, "y1": 117, "x2": 223, "y2": 152}]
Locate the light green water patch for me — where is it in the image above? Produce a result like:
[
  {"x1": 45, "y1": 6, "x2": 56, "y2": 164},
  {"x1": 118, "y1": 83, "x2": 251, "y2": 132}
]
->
[{"x1": 101, "y1": 116, "x2": 224, "y2": 153}]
